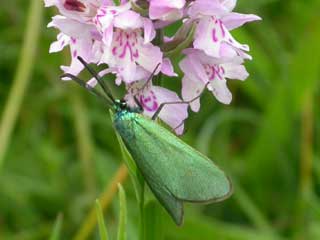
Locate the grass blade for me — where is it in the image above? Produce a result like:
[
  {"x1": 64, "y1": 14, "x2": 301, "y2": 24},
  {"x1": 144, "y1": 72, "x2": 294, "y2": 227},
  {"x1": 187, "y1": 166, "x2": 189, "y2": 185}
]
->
[
  {"x1": 117, "y1": 184, "x2": 127, "y2": 240},
  {"x1": 96, "y1": 199, "x2": 109, "y2": 240},
  {"x1": 0, "y1": 0, "x2": 43, "y2": 170},
  {"x1": 49, "y1": 214, "x2": 63, "y2": 240}
]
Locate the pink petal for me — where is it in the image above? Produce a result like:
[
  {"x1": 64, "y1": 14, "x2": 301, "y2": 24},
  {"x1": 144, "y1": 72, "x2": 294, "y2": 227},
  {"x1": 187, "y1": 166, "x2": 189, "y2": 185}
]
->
[
  {"x1": 181, "y1": 76, "x2": 203, "y2": 112},
  {"x1": 149, "y1": 0, "x2": 185, "y2": 21},
  {"x1": 219, "y1": 42, "x2": 239, "y2": 58},
  {"x1": 222, "y1": 13, "x2": 262, "y2": 30},
  {"x1": 102, "y1": 24, "x2": 114, "y2": 47},
  {"x1": 118, "y1": 61, "x2": 137, "y2": 83},
  {"x1": 44, "y1": 0, "x2": 56, "y2": 7},
  {"x1": 219, "y1": 0, "x2": 237, "y2": 12},
  {"x1": 180, "y1": 50, "x2": 208, "y2": 83},
  {"x1": 48, "y1": 15, "x2": 94, "y2": 39},
  {"x1": 49, "y1": 33, "x2": 70, "y2": 53},
  {"x1": 208, "y1": 78, "x2": 232, "y2": 104},
  {"x1": 193, "y1": 17, "x2": 221, "y2": 57},
  {"x1": 143, "y1": 18, "x2": 156, "y2": 43},
  {"x1": 136, "y1": 43, "x2": 163, "y2": 75},
  {"x1": 194, "y1": 16, "x2": 249, "y2": 58},
  {"x1": 152, "y1": 86, "x2": 188, "y2": 135},
  {"x1": 188, "y1": 0, "x2": 227, "y2": 18},
  {"x1": 223, "y1": 62, "x2": 249, "y2": 80},
  {"x1": 87, "y1": 68, "x2": 114, "y2": 87},
  {"x1": 61, "y1": 37, "x2": 94, "y2": 76},
  {"x1": 161, "y1": 58, "x2": 177, "y2": 77},
  {"x1": 114, "y1": 10, "x2": 143, "y2": 29}
]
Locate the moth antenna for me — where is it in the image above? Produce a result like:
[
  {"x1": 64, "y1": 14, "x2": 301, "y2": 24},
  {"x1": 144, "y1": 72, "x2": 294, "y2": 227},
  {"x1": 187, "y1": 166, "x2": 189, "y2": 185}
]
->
[
  {"x1": 128, "y1": 63, "x2": 161, "y2": 94},
  {"x1": 61, "y1": 73, "x2": 112, "y2": 107},
  {"x1": 77, "y1": 56, "x2": 116, "y2": 104},
  {"x1": 139, "y1": 63, "x2": 161, "y2": 91}
]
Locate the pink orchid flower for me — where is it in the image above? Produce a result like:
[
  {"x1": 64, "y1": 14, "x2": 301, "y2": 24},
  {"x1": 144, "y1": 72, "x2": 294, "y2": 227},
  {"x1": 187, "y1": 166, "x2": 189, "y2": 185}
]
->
[
  {"x1": 44, "y1": 0, "x2": 103, "y2": 22},
  {"x1": 180, "y1": 49, "x2": 249, "y2": 111},
  {"x1": 48, "y1": 16, "x2": 103, "y2": 76},
  {"x1": 189, "y1": 0, "x2": 261, "y2": 59},
  {"x1": 125, "y1": 79, "x2": 188, "y2": 135},
  {"x1": 94, "y1": 4, "x2": 164, "y2": 83}
]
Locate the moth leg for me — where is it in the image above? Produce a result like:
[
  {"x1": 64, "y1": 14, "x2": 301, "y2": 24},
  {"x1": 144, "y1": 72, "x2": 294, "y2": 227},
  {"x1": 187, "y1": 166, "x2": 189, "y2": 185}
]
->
[
  {"x1": 130, "y1": 63, "x2": 161, "y2": 105},
  {"x1": 133, "y1": 95, "x2": 144, "y2": 112},
  {"x1": 151, "y1": 83, "x2": 209, "y2": 120}
]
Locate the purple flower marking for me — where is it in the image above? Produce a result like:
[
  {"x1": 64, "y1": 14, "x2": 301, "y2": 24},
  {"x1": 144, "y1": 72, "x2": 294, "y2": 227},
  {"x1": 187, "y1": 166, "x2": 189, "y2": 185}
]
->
[
  {"x1": 112, "y1": 30, "x2": 140, "y2": 61},
  {"x1": 64, "y1": 0, "x2": 86, "y2": 12},
  {"x1": 139, "y1": 91, "x2": 159, "y2": 112}
]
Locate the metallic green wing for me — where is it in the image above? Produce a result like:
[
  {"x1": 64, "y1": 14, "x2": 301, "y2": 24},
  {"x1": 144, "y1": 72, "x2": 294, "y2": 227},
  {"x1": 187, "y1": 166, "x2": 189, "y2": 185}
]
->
[{"x1": 114, "y1": 112, "x2": 232, "y2": 225}]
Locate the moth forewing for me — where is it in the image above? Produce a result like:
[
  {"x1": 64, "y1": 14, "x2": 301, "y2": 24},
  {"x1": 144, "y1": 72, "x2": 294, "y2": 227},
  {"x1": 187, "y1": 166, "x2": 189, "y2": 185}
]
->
[{"x1": 113, "y1": 112, "x2": 232, "y2": 225}]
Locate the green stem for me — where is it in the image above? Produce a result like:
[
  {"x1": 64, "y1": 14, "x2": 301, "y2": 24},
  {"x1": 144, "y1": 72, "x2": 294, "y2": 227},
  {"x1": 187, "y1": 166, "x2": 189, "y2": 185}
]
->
[
  {"x1": 164, "y1": 23, "x2": 196, "y2": 58},
  {"x1": 0, "y1": 0, "x2": 43, "y2": 170},
  {"x1": 130, "y1": 1, "x2": 148, "y2": 17}
]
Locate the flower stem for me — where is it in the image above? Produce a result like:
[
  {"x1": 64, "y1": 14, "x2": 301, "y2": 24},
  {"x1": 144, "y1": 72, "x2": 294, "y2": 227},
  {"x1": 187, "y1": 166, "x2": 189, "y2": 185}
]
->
[
  {"x1": 164, "y1": 23, "x2": 196, "y2": 58},
  {"x1": 73, "y1": 164, "x2": 128, "y2": 240},
  {"x1": 130, "y1": 1, "x2": 148, "y2": 17},
  {"x1": 0, "y1": 0, "x2": 43, "y2": 170}
]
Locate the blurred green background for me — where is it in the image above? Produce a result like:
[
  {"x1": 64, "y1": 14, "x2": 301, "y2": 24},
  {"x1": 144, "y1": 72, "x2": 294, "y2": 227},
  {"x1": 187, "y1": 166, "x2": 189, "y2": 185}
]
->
[{"x1": 1, "y1": 0, "x2": 320, "y2": 239}]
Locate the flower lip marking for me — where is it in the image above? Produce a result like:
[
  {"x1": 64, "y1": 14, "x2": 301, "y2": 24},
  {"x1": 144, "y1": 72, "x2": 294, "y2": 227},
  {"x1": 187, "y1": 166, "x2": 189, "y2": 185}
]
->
[
  {"x1": 211, "y1": 17, "x2": 226, "y2": 43},
  {"x1": 204, "y1": 64, "x2": 224, "y2": 81},
  {"x1": 64, "y1": 0, "x2": 86, "y2": 12},
  {"x1": 139, "y1": 91, "x2": 158, "y2": 112},
  {"x1": 113, "y1": 30, "x2": 140, "y2": 61}
]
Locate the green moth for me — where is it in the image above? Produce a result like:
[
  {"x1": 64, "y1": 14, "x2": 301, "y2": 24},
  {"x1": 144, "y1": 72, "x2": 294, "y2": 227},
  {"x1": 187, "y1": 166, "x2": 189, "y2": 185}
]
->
[{"x1": 63, "y1": 57, "x2": 232, "y2": 226}]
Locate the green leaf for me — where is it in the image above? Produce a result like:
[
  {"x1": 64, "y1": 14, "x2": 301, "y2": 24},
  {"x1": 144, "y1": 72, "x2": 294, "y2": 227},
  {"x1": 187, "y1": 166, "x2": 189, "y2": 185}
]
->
[
  {"x1": 117, "y1": 184, "x2": 127, "y2": 240},
  {"x1": 96, "y1": 199, "x2": 109, "y2": 240},
  {"x1": 49, "y1": 214, "x2": 63, "y2": 240}
]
